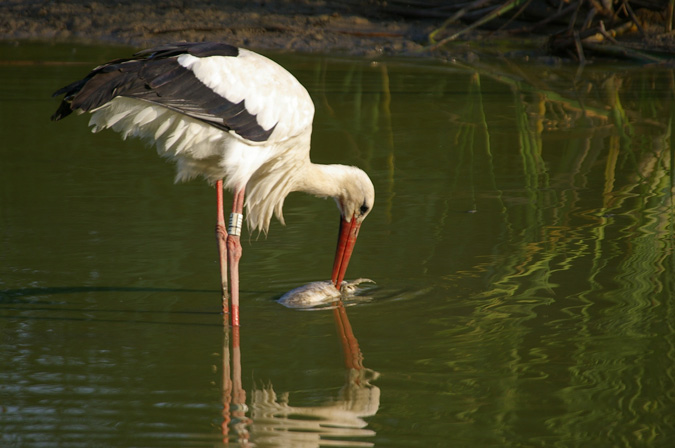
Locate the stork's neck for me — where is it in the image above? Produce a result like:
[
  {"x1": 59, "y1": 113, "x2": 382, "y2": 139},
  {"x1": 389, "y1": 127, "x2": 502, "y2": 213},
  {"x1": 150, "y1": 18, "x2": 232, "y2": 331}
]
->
[
  {"x1": 294, "y1": 163, "x2": 350, "y2": 199},
  {"x1": 245, "y1": 159, "x2": 371, "y2": 234}
]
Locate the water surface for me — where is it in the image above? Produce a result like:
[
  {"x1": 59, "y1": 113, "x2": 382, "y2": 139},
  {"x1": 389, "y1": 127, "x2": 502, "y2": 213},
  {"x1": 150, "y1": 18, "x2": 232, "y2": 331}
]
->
[{"x1": 2, "y1": 42, "x2": 675, "y2": 447}]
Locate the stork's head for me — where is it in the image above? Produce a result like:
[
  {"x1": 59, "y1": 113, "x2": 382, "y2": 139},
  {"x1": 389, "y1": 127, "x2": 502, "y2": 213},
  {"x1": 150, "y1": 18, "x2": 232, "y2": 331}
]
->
[{"x1": 331, "y1": 167, "x2": 375, "y2": 287}]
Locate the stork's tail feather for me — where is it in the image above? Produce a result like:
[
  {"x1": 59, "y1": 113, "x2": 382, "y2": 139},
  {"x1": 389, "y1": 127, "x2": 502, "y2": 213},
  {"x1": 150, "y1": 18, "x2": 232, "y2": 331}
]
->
[
  {"x1": 51, "y1": 79, "x2": 87, "y2": 121},
  {"x1": 51, "y1": 98, "x2": 74, "y2": 121}
]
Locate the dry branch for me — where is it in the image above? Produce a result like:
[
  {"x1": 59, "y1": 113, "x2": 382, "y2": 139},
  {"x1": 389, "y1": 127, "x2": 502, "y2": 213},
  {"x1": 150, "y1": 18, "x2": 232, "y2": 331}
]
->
[{"x1": 423, "y1": 0, "x2": 675, "y2": 62}]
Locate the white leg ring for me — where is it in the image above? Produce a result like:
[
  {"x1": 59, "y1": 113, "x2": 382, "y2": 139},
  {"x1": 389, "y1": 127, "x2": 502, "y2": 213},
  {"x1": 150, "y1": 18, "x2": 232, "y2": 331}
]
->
[{"x1": 228, "y1": 213, "x2": 243, "y2": 236}]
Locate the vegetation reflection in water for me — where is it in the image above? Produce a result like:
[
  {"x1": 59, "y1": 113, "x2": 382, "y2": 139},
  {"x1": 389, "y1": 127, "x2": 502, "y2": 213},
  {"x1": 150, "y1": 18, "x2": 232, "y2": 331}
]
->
[
  {"x1": 440, "y1": 63, "x2": 675, "y2": 444},
  {"x1": 2, "y1": 43, "x2": 675, "y2": 446}
]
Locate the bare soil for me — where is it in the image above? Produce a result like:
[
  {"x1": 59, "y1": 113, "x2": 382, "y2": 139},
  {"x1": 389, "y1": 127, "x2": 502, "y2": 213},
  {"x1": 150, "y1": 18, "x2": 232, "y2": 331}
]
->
[
  {"x1": 1, "y1": 0, "x2": 437, "y2": 57},
  {"x1": 2, "y1": 0, "x2": 674, "y2": 62}
]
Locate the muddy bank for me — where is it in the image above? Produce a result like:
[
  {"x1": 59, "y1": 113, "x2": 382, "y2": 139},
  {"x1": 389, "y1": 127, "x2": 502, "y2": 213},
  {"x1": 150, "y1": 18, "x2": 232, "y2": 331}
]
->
[
  {"x1": 2, "y1": 0, "x2": 439, "y2": 57},
  {"x1": 2, "y1": 0, "x2": 674, "y2": 63}
]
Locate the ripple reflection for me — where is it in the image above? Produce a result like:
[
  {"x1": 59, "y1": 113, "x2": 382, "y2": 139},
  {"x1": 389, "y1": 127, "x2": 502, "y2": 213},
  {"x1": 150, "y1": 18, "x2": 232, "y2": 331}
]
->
[{"x1": 220, "y1": 302, "x2": 379, "y2": 447}]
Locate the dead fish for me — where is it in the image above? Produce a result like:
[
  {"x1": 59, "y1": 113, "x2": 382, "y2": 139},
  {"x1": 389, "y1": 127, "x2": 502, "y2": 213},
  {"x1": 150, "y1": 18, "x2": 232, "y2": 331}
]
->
[{"x1": 277, "y1": 278, "x2": 375, "y2": 309}]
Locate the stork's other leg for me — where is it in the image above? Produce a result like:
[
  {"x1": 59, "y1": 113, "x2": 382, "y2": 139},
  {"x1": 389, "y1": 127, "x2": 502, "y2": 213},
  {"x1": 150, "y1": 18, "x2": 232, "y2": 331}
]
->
[
  {"x1": 216, "y1": 180, "x2": 229, "y2": 314},
  {"x1": 227, "y1": 188, "x2": 245, "y2": 327}
]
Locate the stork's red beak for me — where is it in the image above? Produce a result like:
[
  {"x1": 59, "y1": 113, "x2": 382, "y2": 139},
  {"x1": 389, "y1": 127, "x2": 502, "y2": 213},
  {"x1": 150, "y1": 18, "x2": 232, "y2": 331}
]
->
[{"x1": 331, "y1": 215, "x2": 361, "y2": 288}]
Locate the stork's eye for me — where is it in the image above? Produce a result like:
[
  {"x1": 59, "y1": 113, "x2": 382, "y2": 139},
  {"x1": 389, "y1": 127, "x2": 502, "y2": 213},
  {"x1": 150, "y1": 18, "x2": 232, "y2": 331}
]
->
[{"x1": 360, "y1": 204, "x2": 370, "y2": 214}]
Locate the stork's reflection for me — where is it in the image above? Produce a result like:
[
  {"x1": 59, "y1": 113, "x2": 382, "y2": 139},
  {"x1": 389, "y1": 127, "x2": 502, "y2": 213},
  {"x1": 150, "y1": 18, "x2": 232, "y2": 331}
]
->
[
  {"x1": 220, "y1": 301, "x2": 380, "y2": 447},
  {"x1": 221, "y1": 323, "x2": 251, "y2": 445}
]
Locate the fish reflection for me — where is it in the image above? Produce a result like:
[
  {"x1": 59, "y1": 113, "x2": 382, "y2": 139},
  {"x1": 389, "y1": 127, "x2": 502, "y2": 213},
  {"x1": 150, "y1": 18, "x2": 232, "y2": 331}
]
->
[{"x1": 220, "y1": 301, "x2": 379, "y2": 447}]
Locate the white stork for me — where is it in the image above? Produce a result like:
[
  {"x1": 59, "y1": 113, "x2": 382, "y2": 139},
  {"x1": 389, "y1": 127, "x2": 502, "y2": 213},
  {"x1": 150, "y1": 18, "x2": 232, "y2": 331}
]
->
[{"x1": 52, "y1": 42, "x2": 375, "y2": 326}]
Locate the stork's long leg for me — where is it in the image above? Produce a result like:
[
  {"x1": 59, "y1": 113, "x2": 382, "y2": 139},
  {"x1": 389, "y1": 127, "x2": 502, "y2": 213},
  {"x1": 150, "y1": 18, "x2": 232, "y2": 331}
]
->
[
  {"x1": 227, "y1": 188, "x2": 245, "y2": 327},
  {"x1": 216, "y1": 180, "x2": 229, "y2": 314}
]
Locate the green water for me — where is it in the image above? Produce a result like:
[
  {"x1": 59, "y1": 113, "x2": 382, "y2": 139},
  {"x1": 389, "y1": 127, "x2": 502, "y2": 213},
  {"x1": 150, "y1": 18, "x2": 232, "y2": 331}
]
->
[{"x1": 2, "y1": 42, "x2": 675, "y2": 447}]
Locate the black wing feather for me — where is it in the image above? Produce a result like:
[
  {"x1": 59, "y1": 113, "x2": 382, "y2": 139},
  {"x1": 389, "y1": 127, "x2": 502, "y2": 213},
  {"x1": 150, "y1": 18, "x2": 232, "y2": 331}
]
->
[{"x1": 51, "y1": 42, "x2": 275, "y2": 143}]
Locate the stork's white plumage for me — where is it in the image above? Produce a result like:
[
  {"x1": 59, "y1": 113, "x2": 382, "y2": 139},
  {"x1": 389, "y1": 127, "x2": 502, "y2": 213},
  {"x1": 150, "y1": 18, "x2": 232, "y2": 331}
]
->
[{"x1": 52, "y1": 42, "x2": 375, "y2": 326}]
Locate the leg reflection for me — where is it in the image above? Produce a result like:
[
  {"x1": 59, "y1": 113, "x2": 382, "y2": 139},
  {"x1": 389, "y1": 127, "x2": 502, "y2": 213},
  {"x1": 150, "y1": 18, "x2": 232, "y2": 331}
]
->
[{"x1": 221, "y1": 319, "x2": 250, "y2": 445}]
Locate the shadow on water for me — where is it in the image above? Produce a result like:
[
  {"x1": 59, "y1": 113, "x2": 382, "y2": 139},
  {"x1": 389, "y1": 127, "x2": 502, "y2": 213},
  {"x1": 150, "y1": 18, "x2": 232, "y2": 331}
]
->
[{"x1": 1, "y1": 286, "x2": 215, "y2": 303}]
